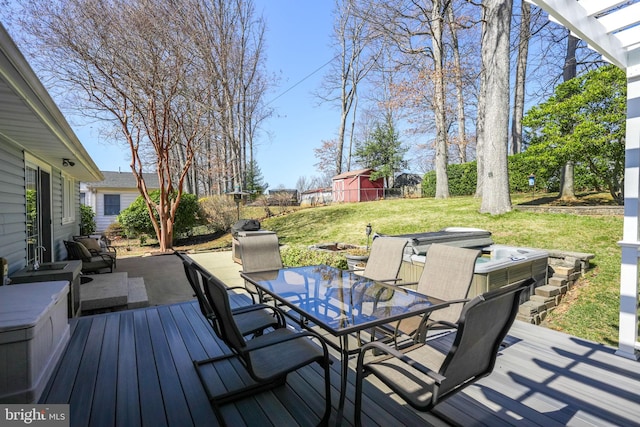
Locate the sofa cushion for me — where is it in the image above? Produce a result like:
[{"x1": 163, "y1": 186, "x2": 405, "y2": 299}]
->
[
  {"x1": 77, "y1": 238, "x2": 101, "y2": 252},
  {"x1": 76, "y1": 241, "x2": 93, "y2": 259}
]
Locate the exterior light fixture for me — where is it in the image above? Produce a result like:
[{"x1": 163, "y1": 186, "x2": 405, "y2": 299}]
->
[{"x1": 62, "y1": 158, "x2": 75, "y2": 167}]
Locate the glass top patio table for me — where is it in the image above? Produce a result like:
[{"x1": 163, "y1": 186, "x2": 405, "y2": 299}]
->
[
  {"x1": 242, "y1": 264, "x2": 450, "y2": 425},
  {"x1": 241, "y1": 264, "x2": 447, "y2": 336}
]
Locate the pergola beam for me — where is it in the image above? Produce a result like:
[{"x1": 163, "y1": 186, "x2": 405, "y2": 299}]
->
[
  {"x1": 531, "y1": 0, "x2": 626, "y2": 68},
  {"x1": 531, "y1": 0, "x2": 640, "y2": 360}
]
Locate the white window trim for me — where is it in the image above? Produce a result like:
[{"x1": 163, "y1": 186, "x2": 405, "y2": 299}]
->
[{"x1": 62, "y1": 172, "x2": 75, "y2": 224}]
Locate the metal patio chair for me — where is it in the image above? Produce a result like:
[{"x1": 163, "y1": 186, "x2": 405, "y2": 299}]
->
[
  {"x1": 237, "y1": 233, "x2": 284, "y2": 302},
  {"x1": 354, "y1": 278, "x2": 534, "y2": 426},
  {"x1": 358, "y1": 236, "x2": 408, "y2": 283},
  {"x1": 177, "y1": 251, "x2": 285, "y2": 338},
  {"x1": 390, "y1": 243, "x2": 481, "y2": 346},
  {"x1": 238, "y1": 233, "x2": 310, "y2": 306},
  {"x1": 194, "y1": 272, "x2": 332, "y2": 425}
]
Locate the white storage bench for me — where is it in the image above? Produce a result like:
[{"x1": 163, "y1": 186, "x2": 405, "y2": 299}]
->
[{"x1": 0, "y1": 281, "x2": 70, "y2": 403}]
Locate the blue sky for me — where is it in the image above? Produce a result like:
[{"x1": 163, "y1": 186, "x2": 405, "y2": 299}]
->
[{"x1": 71, "y1": 1, "x2": 337, "y2": 189}]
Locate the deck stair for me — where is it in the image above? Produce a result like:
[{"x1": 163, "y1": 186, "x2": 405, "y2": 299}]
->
[{"x1": 80, "y1": 272, "x2": 149, "y2": 314}]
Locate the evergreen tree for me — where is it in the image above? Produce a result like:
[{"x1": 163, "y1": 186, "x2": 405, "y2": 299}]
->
[
  {"x1": 244, "y1": 160, "x2": 268, "y2": 200},
  {"x1": 523, "y1": 65, "x2": 626, "y2": 204},
  {"x1": 353, "y1": 118, "x2": 407, "y2": 187}
]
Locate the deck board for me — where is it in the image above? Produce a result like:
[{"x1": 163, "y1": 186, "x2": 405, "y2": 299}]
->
[
  {"x1": 132, "y1": 309, "x2": 168, "y2": 427},
  {"x1": 71, "y1": 315, "x2": 105, "y2": 427},
  {"x1": 90, "y1": 315, "x2": 119, "y2": 427},
  {"x1": 40, "y1": 299, "x2": 640, "y2": 426},
  {"x1": 115, "y1": 312, "x2": 141, "y2": 427}
]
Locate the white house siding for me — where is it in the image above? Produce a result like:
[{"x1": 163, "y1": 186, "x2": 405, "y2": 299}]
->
[
  {"x1": 0, "y1": 137, "x2": 83, "y2": 274},
  {"x1": 51, "y1": 170, "x2": 81, "y2": 261},
  {"x1": 0, "y1": 138, "x2": 28, "y2": 274},
  {"x1": 94, "y1": 190, "x2": 142, "y2": 233}
]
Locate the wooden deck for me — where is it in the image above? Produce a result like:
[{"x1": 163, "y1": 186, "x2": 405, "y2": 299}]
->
[{"x1": 40, "y1": 295, "x2": 640, "y2": 426}]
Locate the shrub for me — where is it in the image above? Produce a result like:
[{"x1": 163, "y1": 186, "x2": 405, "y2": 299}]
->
[
  {"x1": 421, "y1": 153, "x2": 607, "y2": 196},
  {"x1": 281, "y1": 245, "x2": 348, "y2": 270},
  {"x1": 79, "y1": 205, "x2": 96, "y2": 235},
  {"x1": 199, "y1": 195, "x2": 237, "y2": 232},
  {"x1": 118, "y1": 191, "x2": 202, "y2": 238},
  {"x1": 105, "y1": 221, "x2": 125, "y2": 239}
]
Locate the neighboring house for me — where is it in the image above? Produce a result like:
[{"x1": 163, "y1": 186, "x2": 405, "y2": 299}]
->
[
  {"x1": 393, "y1": 173, "x2": 423, "y2": 198},
  {"x1": 393, "y1": 173, "x2": 422, "y2": 187},
  {"x1": 266, "y1": 188, "x2": 299, "y2": 206},
  {"x1": 300, "y1": 187, "x2": 332, "y2": 207},
  {"x1": 0, "y1": 24, "x2": 103, "y2": 276},
  {"x1": 332, "y1": 168, "x2": 384, "y2": 203},
  {"x1": 81, "y1": 171, "x2": 160, "y2": 232}
]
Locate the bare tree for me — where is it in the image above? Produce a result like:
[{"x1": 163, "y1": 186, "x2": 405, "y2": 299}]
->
[
  {"x1": 355, "y1": 0, "x2": 455, "y2": 197},
  {"x1": 479, "y1": 0, "x2": 513, "y2": 214},
  {"x1": 510, "y1": 0, "x2": 530, "y2": 155},
  {"x1": 318, "y1": 0, "x2": 380, "y2": 176},
  {"x1": 17, "y1": 0, "x2": 269, "y2": 250},
  {"x1": 447, "y1": 3, "x2": 469, "y2": 163}
]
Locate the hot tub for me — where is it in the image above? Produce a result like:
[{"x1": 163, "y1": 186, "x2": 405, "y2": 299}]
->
[
  {"x1": 381, "y1": 227, "x2": 494, "y2": 256},
  {"x1": 400, "y1": 244, "x2": 548, "y2": 301}
]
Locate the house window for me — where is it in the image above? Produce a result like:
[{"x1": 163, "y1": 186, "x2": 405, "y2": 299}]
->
[
  {"x1": 104, "y1": 194, "x2": 121, "y2": 216},
  {"x1": 62, "y1": 173, "x2": 75, "y2": 224}
]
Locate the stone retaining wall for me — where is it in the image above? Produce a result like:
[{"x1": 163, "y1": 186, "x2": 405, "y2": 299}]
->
[
  {"x1": 515, "y1": 205, "x2": 623, "y2": 215},
  {"x1": 516, "y1": 250, "x2": 594, "y2": 324}
]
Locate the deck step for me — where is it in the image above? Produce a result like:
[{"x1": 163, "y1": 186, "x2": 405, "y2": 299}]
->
[
  {"x1": 128, "y1": 277, "x2": 149, "y2": 309},
  {"x1": 81, "y1": 272, "x2": 128, "y2": 312},
  {"x1": 80, "y1": 272, "x2": 148, "y2": 314}
]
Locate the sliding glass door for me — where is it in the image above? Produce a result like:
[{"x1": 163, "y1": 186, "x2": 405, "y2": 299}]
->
[{"x1": 25, "y1": 161, "x2": 52, "y2": 265}]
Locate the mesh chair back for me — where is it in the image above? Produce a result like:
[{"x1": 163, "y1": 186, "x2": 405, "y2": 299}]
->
[
  {"x1": 417, "y1": 244, "x2": 480, "y2": 324},
  {"x1": 362, "y1": 237, "x2": 408, "y2": 282},
  {"x1": 203, "y1": 274, "x2": 247, "y2": 351},
  {"x1": 181, "y1": 258, "x2": 215, "y2": 321},
  {"x1": 238, "y1": 234, "x2": 283, "y2": 272},
  {"x1": 437, "y1": 279, "x2": 530, "y2": 397},
  {"x1": 238, "y1": 234, "x2": 283, "y2": 295}
]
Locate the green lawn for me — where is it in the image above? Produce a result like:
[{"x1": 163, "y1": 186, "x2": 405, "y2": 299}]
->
[{"x1": 259, "y1": 194, "x2": 625, "y2": 347}]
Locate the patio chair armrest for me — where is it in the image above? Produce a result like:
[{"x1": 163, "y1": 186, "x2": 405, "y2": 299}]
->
[
  {"x1": 422, "y1": 319, "x2": 458, "y2": 330},
  {"x1": 246, "y1": 329, "x2": 330, "y2": 356},
  {"x1": 400, "y1": 281, "x2": 418, "y2": 287},
  {"x1": 408, "y1": 297, "x2": 468, "y2": 309},
  {"x1": 373, "y1": 278, "x2": 403, "y2": 284},
  {"x1": 227, "y1": 285, "x2": 253, "y2": 293},
  {"x1": 358, "y1": 341, "x2": 446, "y2": 385},
  {"x1": 231, "y1": 303, "x2": 287, "y2": 326}
]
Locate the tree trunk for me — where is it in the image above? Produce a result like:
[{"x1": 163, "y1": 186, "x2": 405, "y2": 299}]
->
[
  {"x1": 560, "y1": 161, "x2": 575, "y2": 199},
  {"x1": 479, "y1": 0, "x2": 513, "y2": 215},
  {"x1": 447, "y1": 5, "x2": 467, "y2": 163},
  {"x1": 559, "y1": 33, "x2": 579, "y2": 201},
  {"x1": 510, "y1": 1, "x2": 530, "y2": 155},
  {"x1": 432, "y1": 0, "x2": 450, "y2": 198}
]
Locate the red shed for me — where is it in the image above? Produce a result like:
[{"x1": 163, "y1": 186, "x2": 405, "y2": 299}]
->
[{"x1": 332, "y1": 168, "x2": 384, "y2": 203}]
